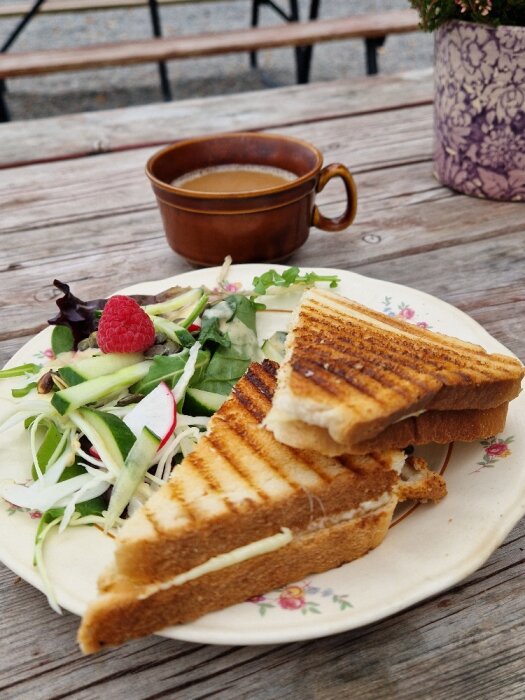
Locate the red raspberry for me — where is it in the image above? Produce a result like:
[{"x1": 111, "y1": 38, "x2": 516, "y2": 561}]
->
[{"x1": 97, "y1": 295, "x2": 155, "y2": 353}]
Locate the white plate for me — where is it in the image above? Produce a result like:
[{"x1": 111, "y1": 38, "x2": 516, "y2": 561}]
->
[{"x1": 0, "y1": 265, "x2": 523, "y2": 646}]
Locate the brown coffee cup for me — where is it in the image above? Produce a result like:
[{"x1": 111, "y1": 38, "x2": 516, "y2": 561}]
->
[{"x1": 146, "y1": 132, "x2": 357, "y2": 267}]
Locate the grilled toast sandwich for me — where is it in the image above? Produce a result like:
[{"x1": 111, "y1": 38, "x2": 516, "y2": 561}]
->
[
  {"x1": 78, "y1": 361, "x2": 445, "y2": 653},
  {"x1": 264, "y1": 288, "x2": 523, "y2": 456}
]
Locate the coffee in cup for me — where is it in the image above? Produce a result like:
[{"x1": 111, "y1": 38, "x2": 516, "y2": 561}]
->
[
  {"x1": 171, "y1": 164, "x2": 297, "y2": 193},
  {"x1": 146, "y1": 132, "x2": 357, "y2": 267}
]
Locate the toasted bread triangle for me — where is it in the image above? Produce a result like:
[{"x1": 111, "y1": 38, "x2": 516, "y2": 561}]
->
[
  {"x1": 78, "y1": 361, "x2": 446, "y2": 652},
  {"x1": 113, "y1": 361, "x2": 404, "y2": 584},
  {"x1": 265, "y1": 288, "x2": 523, "y2": 453}
]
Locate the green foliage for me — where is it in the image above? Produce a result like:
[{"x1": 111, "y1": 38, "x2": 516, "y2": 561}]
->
[
  {"x1": 410, "y1": 0, "x2": 525, "y2": 30},
  {"x1": 196, "y1": 295, "x2": 261, "y2": 395},
  {"x1": 51, "y1": 324, "x2": 75, "y2": 355},
  {"x1": 130, "y1": 349, "x2": 210, "y2": 395},
  {"x1": 252, "y1": 266, "x2": 340, "y2": 295}
]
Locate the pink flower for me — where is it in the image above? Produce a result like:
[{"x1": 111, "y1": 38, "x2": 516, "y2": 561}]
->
[
  {"x1": 485, "y1": 442, "x2": 511, "y2": 457},
  {"x1": 224, "y1": 282, "x2": 242, "y2": 292},
  {"x1": 278, "y1": 595, "x2": 305, "y2": 610},
  {"x1": 248, "y1": 595, "x2": 266, "y2": 603},
  {"x1": 399, "y1": 307, "x2": 415, "y2": 320},
  {"x1": 43, "y1": 348, "x2": 55, "y2": 359},
  {"x1": 416, "y1": 321, "x2": 429, "y2": 329},
  {"x1": 29, "y1": 510, "x2": 42, "y2": 519}
]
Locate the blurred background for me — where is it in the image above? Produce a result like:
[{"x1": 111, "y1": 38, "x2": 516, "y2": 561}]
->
[{"x1": 0, "y1": 0, "x2": 433, "y2": 120}]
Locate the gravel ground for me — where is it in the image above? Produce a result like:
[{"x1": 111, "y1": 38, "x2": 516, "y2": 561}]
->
[{"x1": 1, "y1": 0, "x2": 433, "y2": 120}]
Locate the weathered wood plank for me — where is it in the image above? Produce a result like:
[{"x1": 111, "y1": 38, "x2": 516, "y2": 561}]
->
[
  {"x1": 1, "y1": 224, "x2": 523, "y2": 362},
  {"x1": 0, "y1": 333, "x2": 36, "y2": 366},
  {"x1": 0, "y1": 103, "x2": 434, "y2": 233},
  {"x1": 0, "y1": 71, "x2": 433, "y2": 167},
  {"x1": 0, "y1": 520, "x2": 523, "y2": 699},
  {"x1": 0, "y1": 11, "x2": 420, "y2": 79},
  {"x1": 0, "y1": 75, "x2": 523, "y2": 700},
  {"x1": 1, "y1": 155, "x2": 522, "y2": 293},
  {"x1": 1, "y1": 154, "x2": 524, "y2": 361}
]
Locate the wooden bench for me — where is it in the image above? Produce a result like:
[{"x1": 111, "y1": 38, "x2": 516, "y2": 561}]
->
[
  {"x1": 0, "y1": 10, "x2": 419, "y2": 78},
  {"x1": 0, "y1": 0, "x2": 237, "y2": 17},
  {"x1": 0, "y1": 8, "x2": 420, "y2": 119}
]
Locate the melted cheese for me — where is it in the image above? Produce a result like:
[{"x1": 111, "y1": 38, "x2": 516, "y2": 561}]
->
[
  {"x1": 392, "y1": 410, "x2": 426, "y2": 424},
  {"x1": 137, "y1": 528, "x2": 293, "y2": 600}
]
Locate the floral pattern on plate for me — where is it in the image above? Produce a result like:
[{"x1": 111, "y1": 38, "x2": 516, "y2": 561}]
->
[
  {"x1": 381, "y1": 296, "x2": 431, "y2": 329},
  {"x1": 472, "y1": 435, "x2": 514, "y2": 473},
  {"x1": 249, "y1": 582, "x2": 353, "y2": 616}
]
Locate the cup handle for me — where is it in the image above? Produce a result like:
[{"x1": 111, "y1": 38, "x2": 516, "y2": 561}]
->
[{"x1": 311, "y1": 163, "x2": 358, "y2": 232}]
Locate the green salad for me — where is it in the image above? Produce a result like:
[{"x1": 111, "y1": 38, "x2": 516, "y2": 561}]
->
[{"x1": 0, "y1": 261, "x2": 339, "y2": 611}]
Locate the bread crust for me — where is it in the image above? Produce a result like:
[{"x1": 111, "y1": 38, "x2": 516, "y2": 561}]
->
[
  {"x1": 268, "y1": 403, "x2": 509, "y2": 457},
  {"x1": 80, "y1": 458, "x2": 446, "y2": 654},
  {"x1": 266, "y1": 288, "x2": 523, "y2": 448},
  {"x1": 77, "y1": 359, "x2": 447, "y2": 653},
  {"x1": 78, "y1": 501, "x2": 396, "y2": 653},
  {"x1": 115, "y1": 362, "x2": 399, "y2": 583}
]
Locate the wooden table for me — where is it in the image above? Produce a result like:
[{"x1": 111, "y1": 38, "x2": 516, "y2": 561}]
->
[{"x1": 0, "y1": 69, "x2": 524, "y2": 699}]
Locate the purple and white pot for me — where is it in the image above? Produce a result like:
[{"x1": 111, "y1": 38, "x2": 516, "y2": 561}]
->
[{"x1": 433, "y1": 20, "x2": 525, "y2": 201}]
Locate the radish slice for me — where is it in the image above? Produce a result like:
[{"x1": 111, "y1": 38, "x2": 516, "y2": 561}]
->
[
  {"x1": 89, "y1": 445, "x2": 100, "y2": 460},
  {"x1": 123, "y1": 381, "x2": 176, "y2": 449}
]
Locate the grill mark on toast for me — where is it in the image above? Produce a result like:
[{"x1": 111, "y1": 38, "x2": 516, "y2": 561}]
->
[
  {"x1": 309, "y1": 291, "x2": 465, "y2": 347},
  {"x1": 218, "y1": 405, "x2": 312, "y2": 491},
  {"x1": 145, "y1": 479, "x2": 195, "y2": 533},
  {"x1": 292, "y1": 447, "x2": 342, "y2": 482},
  {"x1": 164, "y1": 454, "x2": 233, "y2": 520},
  {"x1": 244, "y1": 361, "x2": 277, "y2": 400},
  {"x1": 261, "y1": 359, "x2": 279, "y2": 379},
  {"x1": 226, "y1": 391, "x2": 334, "y2": 489},
  {"x1": 295, "y1": 311, "x2": 505, "y2": 390},
  {"x1": 337, "y1": 453, "x2": 398, "y2": 495},
  {"x1": 203, "y1": 363, "x2": 307, "y2": 500},
  {"x1": 321, "y1": 330, "x2": 481, "y2": 380},
  {"x1": 234, "y1": 365, "x2": 334, "y2": 485},
  {"x1": 292, "y1": 356, "x2": 389, "y2": 402},
  {"x1": 295, "y1": 340, "x2": 441, "y2": 400},
  {"x1": 233, "y1": 362, "x2": 276, "y2": 422},
  {"x1": 291, "y1": 358, "x2": 348, "y2": 397},
  {"x1": 233, "y1": 389, "x2": 267, "y2": 423},
  {"x1": 297, "y1": 347, "x2": 428, "y2": 400},
  {"x1": 300, "y1": 300, "x2": 518, "y2": 378},
  {"x1": 143, "y1": 507, "x2": 175, "y2": 537},
  {"x1": 187, "y1": 450, "x2": 239, "y2": 513},
  {"x1": 206, "y1": 432, "x2": 271, "y2": 505},
  {"x1": 300, "y1": 310, "x2": 466, "y2": 375}
]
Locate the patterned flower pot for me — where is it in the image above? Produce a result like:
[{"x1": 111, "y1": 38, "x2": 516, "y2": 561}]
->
[{"x1": 433, "y1": 20, "x2": 525, "y2": 201}]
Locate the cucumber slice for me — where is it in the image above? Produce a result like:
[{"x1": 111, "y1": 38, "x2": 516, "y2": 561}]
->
[
  {"x1": 58, "y1": 352, "x2": 143, "y2": 387},
  {"x1": 180, "y1": 293, "x2": 208, "y2": 328},
  {"x1": 69, "y1": 408, "x2": 136, "y2": 474},
  {"x1": 261, "y1": 331, "x2": 287, "y2": 363},
  {"x1": 105, "y1": 426, "x2": 160, "y2": 528},
  {"x1": 184, "y1": 387, "x2": 227, "y2": 417},
  {"x1": 143, "y1": 288, "x2": 202, "y2": 316},
  {"x1": 31, "y1": 421, "x2": 65, "y2": 480},
  {"x1": 51, "y1": 360, "x2": 151, "y2": 415},
  {"x1": 150, "y1": 315, "x2": 195, "y2": 348}
]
